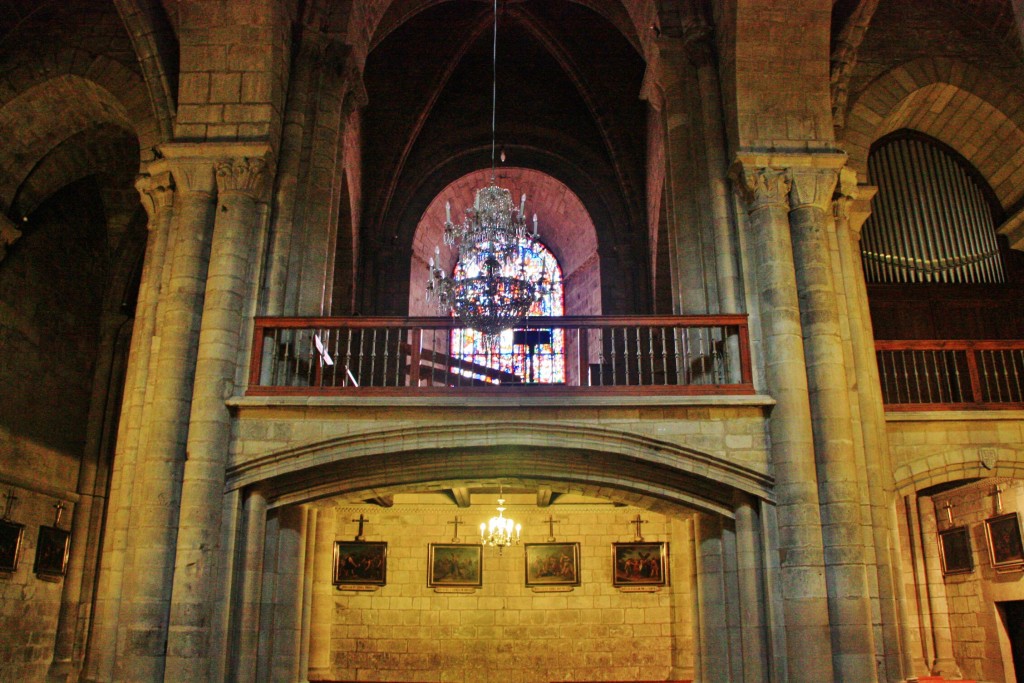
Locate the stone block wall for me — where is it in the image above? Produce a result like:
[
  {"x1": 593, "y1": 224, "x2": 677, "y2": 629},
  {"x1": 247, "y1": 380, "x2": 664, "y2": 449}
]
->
[
  {"x1": 322, "y1": 501, "x2": 691, "y2": 683},
  {"x1": 932, "y1": 479, "x2": 1024, "y2": 682},
  {"x1": 0, "y1": 180, "x2": 105, "y2": 681}
]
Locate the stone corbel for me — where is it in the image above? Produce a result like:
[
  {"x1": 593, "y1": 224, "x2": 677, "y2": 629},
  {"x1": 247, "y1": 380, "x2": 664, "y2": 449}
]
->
[
  {"x1": 0, "y1": 213, "x2": 23, "y2": 263},
  {"x1": 831, "y1": 167, "x2": 877, "y2": 239},
  {"x1": 997, "y1": 204, "x2": 1024, "y2": 252}
]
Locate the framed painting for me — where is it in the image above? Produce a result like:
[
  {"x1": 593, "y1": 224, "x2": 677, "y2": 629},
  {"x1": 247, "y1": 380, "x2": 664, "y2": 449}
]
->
[
  {"x1": 525, "y1": 542, "x2": 580, "y2": 587},
  {"x1": 612, "y1": 542, "x2": 669, "y2": 587},
  {"x1": 333, "y1": 541, "x2": 387, "y2": 586},
  {"x1": 984, "y1": 512, "x2": 1024, "y2": 571},
  {"x1": 34, "y1": 526, "x2": 70, "y2": 578},
  {"x1": 937, "y1": 525, "x2": 973, "y2": 575},
  {"x1": 0, "y1": 520, "x2": 25, "y2": 572},
  {"x1": 428, "y1": 543, "x2": 482, "y2": 588}
]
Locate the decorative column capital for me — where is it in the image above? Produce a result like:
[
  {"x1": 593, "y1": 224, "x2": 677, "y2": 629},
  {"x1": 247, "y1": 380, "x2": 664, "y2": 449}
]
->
[
  {"x1": 215, "y1": 157, "x2": 269, "y2": 200},
  {"x1": 135, "y1": 166, "x2": 175, "y2": 225},
  {"x1": 679, "y1": 15, "x2": 715, "y2": 68},
  {"x1": 158, "y1": 142, "x2": 274, "y2": 199},
  {"x1": 730, "y1": 164, "x2": 791, "y2": 213},
  {"x1": 788, "y1": 168, "x2": 839, "y2": 213}
]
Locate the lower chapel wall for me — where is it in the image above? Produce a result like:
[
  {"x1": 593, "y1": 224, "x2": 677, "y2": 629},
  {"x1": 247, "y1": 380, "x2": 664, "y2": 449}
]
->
[{"x1": 317, "y1": 502, "x2": 695, "y2": 683}]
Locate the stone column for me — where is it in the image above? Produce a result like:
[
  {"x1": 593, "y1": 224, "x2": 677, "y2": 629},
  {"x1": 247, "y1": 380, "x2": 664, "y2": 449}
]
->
[
  {"x1": 789, "y1": 165, "x2": 878, "y2": 682},
  {"x1": 653, "y1": 40, "x2": 713, "y2": 314},
  {"x1": 917, "y1": 496, "x2": 962, "y2": 678},
  {"x1": 834, "y1": 173, "x2": 907, "y2": 681},
  {"x1": 230, "y1": 488, "x2": 268, "y2": 683},
  {"x1": 307, "y1": 506, "x2": 335, "y2": 679},
  {"x1": 668, "y1": 517, "x2": 697, "y2": 680},
  {"x1": 115, "y1": 152, "x2": 218, "y2": 682},
  {"x1": 269, "y1": 505, "x2": 308, "y2": 682},
  {"x1": 734, "y1": 494, "x2": 768, "y2": 682},
  {"x1": 165, "y1": 148, "x2": 272, "y2": 681},
  {"x1": 80, "y1": 167, "x2": 176, "y2": 682},
  {"x1": 731, "y1": 160, "x2": 833, "y2": 683},
  {"x1": 696, "y1": 514, "x2": 731, "y2": 683},
  {"x1": 299, "y1": 508, "x2": 317, "y2": 682}
]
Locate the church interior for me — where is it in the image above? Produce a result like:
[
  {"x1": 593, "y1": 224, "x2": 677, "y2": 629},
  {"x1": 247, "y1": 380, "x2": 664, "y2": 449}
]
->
[{"x1": 1, "y1": 0, "x2": 1024, "y2": 681}]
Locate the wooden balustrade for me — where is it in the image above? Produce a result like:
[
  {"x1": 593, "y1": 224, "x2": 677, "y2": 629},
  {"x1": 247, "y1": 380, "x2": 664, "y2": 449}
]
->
[
  {"x1": 875, "y1": 339, "x2": 1024, "y2": 410},
  {"x1": 246, "y1": 315, "x2": 753, "y2": 397}
]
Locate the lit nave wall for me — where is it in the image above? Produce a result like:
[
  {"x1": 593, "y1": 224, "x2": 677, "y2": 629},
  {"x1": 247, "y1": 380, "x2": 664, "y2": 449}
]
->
[{"x1": 313, "y1": 499, "x2": 696, "y2": 683}]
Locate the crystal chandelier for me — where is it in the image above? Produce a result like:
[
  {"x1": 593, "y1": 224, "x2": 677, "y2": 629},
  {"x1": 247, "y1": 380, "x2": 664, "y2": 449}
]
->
[
  {"x1": 424, "y1": 0, "x2": 547, "y2": 337},
  {"x1": 479, "y1": 488, "x2": 521, "y2": 553}
]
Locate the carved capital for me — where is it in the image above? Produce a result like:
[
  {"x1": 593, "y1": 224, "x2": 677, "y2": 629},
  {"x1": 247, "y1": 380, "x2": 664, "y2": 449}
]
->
[
  {"x1": 731, "y1": 165, "x2": 791, "y2": 213},
  {"x1": 679, "y1": 16, "x2": 715, "y2": 68},
  {"x1": 0, "y1": 213, "x2": 23, "y2": 263},
  {"x1": 215, "y1": 157, "x2": 269, "y2": 199},
  {"x1": 135, "y1": 170, "x2": 175, "y2": 225},
  {"x1": 788, "y1": 168, "x2": 839, "y2": 212}
]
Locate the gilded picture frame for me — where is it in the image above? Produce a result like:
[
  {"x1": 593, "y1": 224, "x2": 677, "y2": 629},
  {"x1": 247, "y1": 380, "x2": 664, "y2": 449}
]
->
[
  {"x1": 333, "y1": 541, "x2": 388, "y2": 586},
  {"x1": 612, "y1": 542, "x2": 669, "y2": 587},
  {"x1": 937, "y1": 525, "x2": 973, "y2": 575},
  {"x1": 984, "y1": 512, "x2": 1024, "y2": 571},
  {"x1": 428, "y1": 543, "x2": 482, "y2": 588},
  {"x1": 34, "y1": 526, "x2": 70, "y2": 578},
  {"x1": 525, "y1": 542, "x2": 580, "y2": 587}
]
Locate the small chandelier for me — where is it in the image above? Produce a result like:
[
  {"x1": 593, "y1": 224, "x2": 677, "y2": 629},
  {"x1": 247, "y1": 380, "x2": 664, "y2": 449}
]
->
[
  {"x1": 424, "y1": 0, "x2": 547, "y2": 338},
  {"x1": 479, "y1": 488, "x2": 521, "y2": 553}
]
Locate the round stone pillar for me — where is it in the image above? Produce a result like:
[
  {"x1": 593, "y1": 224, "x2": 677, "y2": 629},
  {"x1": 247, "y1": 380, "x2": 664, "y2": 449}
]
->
[
  {"x1": 81, "y1": 166, "x2": 176, "y2": 683},
  {"x1": 115, "y1": 152, "x2": 218, "y2": 683},
  {"x1": 165, "y1": 149, "x2": 271, "y2": 681},
  {"x1": 733, "y1": 494, "x2": 768, "y2": 683},
  {"x1": 731, "y1": 160, "x2": 833, "y2": 683},
  {"x1": 789, "y1": 166, "x2": 878, "y2": 682}
]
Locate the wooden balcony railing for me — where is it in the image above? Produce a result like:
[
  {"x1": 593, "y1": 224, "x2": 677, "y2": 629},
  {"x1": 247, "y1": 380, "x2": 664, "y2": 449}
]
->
[
  {"x1": 247, "y1": 315, "x2": 753, "y2": 396},
  {"x1": 876, "y1": 340, "x2": 1024, "y2": 410}
]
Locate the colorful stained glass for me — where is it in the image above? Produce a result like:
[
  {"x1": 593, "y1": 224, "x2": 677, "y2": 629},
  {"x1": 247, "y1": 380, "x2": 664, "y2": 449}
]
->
[{"x1": 450, "y1": 238, "x2": 565, "y2": 384}]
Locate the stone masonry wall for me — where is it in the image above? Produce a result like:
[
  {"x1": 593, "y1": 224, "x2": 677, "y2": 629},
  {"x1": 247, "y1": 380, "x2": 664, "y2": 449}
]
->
[
  {"x1": 323, "y1": 501, "x2": 691, "y2": 683},
  {"x1": 932, "y1": 479, "x2": 1024, "y2": 682},
  {"x1": 0, "y1": 180, "x2": 104, "y2": 681}
]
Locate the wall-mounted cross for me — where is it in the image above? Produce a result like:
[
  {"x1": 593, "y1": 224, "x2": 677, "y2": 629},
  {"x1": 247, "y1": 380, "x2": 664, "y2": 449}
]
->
[
  {"x1": 631, "y1": 514, "x2": 647, "y2": 541},
  {"x1": 544, "y1": 514, "x2": 560, "y2": 542},
  {"x1": 2, "y1": 489, "x2": 16, "y2": 520},
  {"x1": 447, "y1": 516, "x2": 465, "y2": 542},
  {"x1": 352, "y1": 514, "x2": 369, "y2": 541},
  {"x1": 995, "y1": 485, "x2": 1004, "y2": 514},
  {"x1": 942, "y1": 501, "x2": 954, "y2": 525},
  {"x1": 53, "y1": 501, "x2": 66, "y2": 528}
]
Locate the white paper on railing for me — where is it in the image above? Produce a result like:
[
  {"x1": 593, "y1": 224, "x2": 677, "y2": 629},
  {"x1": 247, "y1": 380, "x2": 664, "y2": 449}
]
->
[{"x1": 313, "y1": 334, "x2": 334, "y2": 366}]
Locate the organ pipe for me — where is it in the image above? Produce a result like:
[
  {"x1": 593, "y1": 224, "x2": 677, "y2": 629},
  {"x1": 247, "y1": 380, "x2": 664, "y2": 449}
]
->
[{"x1": 861, "y1": 136, "x2": 1003, "y2": 284}]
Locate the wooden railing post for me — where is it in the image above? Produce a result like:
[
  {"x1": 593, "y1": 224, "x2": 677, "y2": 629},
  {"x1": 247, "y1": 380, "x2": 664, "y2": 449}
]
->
[
  {"x1": 578, "y1": 326, "x2": 590, "y2": 387},
  {"x1": 966, "y1": 345, "x2": 984, "y2": 404},
  {"x1": 248, "y1": 319, "x2": 267, "y2": 389},
  {"x1": 408, "y1": 328, "x2": 422, "y2": 387}
]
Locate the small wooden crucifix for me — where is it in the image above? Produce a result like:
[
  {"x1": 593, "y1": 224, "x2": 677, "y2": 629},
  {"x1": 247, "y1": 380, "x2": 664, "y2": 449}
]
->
[
  {"x1": 995, "y1": 484, "x2": 1004, "y2": 514},
  {"x1": 447, "y1": 516, "x2": 465, "y2": 542},
  {"x1": 544, "y1": 514, "x2": 560, "y2": 542},
  {"x1": 942, "y1": 501, "x2": 954, "y2": 525},
  {"x1": 53, "y1": 500, "x2": 66, "y2": 528},
  {"x1": 631, "y1": 514, "x2": 647, "y2": 541},
  {"x1": 352, "y1": 514, "x2": 369, "y2": 541},
  {"x1": 2, "y1": 489, "x2": 16, "y2": 521}
]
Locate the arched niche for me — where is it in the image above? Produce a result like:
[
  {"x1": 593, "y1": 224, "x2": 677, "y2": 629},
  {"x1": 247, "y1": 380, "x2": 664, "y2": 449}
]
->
[{"x1": 409, "y1": 168, "x2": 602, "y2": 317}]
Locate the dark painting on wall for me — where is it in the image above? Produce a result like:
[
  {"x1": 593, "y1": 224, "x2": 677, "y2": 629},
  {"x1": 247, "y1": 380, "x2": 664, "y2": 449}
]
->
[
  {"x1": 428, "y1": 543, "x2": 482, "y2": 588},
  {"x1": 0, "y1": 520, "x2": 25, "y2": 572},
  {"x1": 34, "y1": 526, "x2": 70, "y2": 578},
  {"x1": 333, "y1": 541, "x2": 387, "y2": 586},
  {"x1": 938, "y1": 525, "x2": 973, "y2": 575},
  {"x1": 612, "y1": 542, "x2": 669, "y2": 587},
  {"x1": 525, "y1": 543, "x2": 580, "y2": 587},
  {"x1": 985, "y1": 512, "x2": 1024, "y2": 571}
]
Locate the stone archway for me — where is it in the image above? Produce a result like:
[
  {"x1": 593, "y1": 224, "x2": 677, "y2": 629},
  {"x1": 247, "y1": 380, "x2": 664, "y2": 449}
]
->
[{"x1": 222, "y1": 419, "x2": 776, "y2": 682}]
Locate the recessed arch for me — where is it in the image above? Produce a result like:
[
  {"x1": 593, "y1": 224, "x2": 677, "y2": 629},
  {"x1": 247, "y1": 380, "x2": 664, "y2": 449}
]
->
[
  {"x1": 844, "y1": 57, "x2": 1024, "y2": 210},
  {"x1": 409, "y1": 167, "x2": 602, "y2": 317}
]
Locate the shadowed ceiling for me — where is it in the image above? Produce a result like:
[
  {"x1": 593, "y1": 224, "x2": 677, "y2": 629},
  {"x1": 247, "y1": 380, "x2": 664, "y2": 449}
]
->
[{"x1": 359, "y1": 0, "x2": 648, "y2": 315}]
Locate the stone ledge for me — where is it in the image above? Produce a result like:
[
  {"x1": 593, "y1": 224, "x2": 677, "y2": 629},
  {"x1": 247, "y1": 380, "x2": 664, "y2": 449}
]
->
[
  {"x1": 886, "y1": 410, "x2": 1024, "y2": 422},
  {"x1": 226, "y1": 394, "x2": 777, "y2": 410}
]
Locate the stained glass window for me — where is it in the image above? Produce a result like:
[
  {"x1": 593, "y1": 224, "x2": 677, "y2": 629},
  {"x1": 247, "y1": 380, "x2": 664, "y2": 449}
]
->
[{"x1": 450, "y1": 238, "x2": 565, "y2": 383}]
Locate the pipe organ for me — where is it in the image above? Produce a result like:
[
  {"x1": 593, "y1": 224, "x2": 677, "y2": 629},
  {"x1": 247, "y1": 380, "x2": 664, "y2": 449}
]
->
[{"x1": 861, "y1": 135, "x2": 1004, "y2": 284}]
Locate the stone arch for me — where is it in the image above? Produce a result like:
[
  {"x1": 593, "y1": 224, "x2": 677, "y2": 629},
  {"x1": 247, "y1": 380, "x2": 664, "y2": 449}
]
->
[
  {"x1": 0, "y1": 74, "x2": 144, "y2": 215},
  {"x1": 226, "y1": 421, "x2": 774, "y2": 515},
  {"x1": 408, "y1": 167, "x2": 602, "y2": 317},
  {"x1": 844, "y1": 57, "x2": 1024, "y2": 209},
  {"x1": 893, "y1": 446, "x2": 1024, "y2": 495}
]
